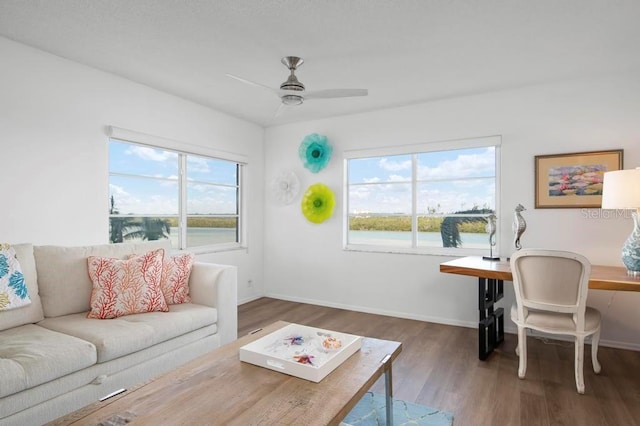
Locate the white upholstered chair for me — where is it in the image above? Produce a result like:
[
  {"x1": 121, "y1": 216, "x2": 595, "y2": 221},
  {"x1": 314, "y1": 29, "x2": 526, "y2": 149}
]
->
[{"x1": 510, "y1": 249, "x2": 602, "y2": 394}]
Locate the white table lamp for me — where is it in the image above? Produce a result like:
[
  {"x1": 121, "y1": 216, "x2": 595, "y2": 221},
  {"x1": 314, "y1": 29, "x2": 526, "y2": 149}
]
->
[{"x1": 601, "y1": 167, "x2": 640, "y2": 276}]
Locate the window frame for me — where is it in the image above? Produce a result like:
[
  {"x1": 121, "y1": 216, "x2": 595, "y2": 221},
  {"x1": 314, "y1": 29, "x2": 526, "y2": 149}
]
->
[
  {"x1": 343, "y1": 135, "x2": 501, "y2": 256},
  {"x1": 107, "y1": 126, "x2": 247, "y2": 253}
]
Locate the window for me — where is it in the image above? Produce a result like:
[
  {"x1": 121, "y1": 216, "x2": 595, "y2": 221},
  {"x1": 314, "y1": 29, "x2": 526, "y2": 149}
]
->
[
  {"x1": 108, "y1": 138, "x2": 244, "y2": 251},
  {"x1": 345, "y1": 136, "x2": 500, "y2": 255}
]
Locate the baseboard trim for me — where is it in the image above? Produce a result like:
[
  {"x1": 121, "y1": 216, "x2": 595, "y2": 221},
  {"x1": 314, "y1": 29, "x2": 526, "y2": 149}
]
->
[
  {"x1": 264, "y1": 293, "x2": 640, "y2": 352},
  {"x1": 238, "y1": 294, "x2": 263, "y2": 305},
  {"x1": 503, "y1": 324, "x2": 640, "y2": 352},
  {"x1": 264, "y1": 292, "x2": 477, "y2": 329}
]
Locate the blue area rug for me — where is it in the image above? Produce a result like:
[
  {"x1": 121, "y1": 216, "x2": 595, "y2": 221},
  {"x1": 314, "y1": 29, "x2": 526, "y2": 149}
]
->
[{"x1": 342, "y1": 392, "x2": 454, "y2": 426}]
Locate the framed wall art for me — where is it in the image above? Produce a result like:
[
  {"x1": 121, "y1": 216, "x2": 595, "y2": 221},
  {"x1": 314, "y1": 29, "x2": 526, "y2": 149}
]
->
[{"x1": 535, "y1": 149, "x2": 623, "y2": 208}]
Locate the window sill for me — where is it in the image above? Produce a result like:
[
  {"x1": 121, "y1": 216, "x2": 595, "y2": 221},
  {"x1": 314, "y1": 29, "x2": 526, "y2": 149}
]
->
[
  {"x1": 174, "y1": 243, "x2": 247, "y2": 256},
  {"x1": 343, "y1": 244, "x2": 494, "y2": 257}
]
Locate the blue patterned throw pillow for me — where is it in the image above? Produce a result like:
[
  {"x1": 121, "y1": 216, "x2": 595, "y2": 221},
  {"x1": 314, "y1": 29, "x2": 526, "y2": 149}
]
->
[{"x1": 0, "y1": 244, "x2": 31, "y2": 311}]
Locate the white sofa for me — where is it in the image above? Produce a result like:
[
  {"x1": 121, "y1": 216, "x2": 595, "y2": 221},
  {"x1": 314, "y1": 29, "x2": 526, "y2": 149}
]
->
[{"x1": 0, "y1": 241, "x2": 237, "y2": 426}]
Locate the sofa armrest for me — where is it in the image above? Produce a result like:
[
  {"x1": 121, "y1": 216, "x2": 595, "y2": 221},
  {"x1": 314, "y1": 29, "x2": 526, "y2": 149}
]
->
[{"x1": 188, "y1": 262, "x2": 238, "y2": 345}]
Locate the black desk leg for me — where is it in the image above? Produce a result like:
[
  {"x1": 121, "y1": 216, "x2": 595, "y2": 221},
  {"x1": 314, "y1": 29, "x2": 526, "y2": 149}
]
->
[{"x1": 478, "y1": 277, "x2": 504, "y2": 360}]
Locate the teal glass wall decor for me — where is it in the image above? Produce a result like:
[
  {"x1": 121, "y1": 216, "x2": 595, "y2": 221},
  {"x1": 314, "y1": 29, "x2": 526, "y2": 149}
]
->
[
  {"x1": 301, "y1": 183, "x2": 335, "y2": 224},
  {"x1": 299, "y1": 133, "x2": 332, "y2": 173}
]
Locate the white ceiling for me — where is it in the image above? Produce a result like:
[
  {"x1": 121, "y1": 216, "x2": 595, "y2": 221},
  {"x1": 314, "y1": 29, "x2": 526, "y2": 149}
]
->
[{"x1": 1, "y1": 0, "x2": 640, "y2": 128}]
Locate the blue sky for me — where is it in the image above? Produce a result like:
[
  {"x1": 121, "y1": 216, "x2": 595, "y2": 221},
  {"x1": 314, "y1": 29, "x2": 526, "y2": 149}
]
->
[
  {"x1": 348, "y1": 147, "x2": 496, "y2": 215},
  {"x1": 109, "y1": 140, "x2": 237, "y2": 215},
  {"x1": 110, "y1": 141, "x2": 495, "y2": 217}
]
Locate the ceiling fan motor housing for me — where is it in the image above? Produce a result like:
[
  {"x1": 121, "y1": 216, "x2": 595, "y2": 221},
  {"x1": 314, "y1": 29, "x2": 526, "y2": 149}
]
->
[
  {"x1": 280, "y1": 76, "x2": 305, "y2": 104},
  {"x1": 280, "y1": 57, "x2": 305, "y2": 105},
  {"x1": 280, "y1": 74, "x2": 305, "y2": 92}
]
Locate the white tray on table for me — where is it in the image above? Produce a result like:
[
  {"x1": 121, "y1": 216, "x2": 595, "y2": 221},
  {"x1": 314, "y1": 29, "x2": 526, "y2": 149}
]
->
[{"x1": 239, "y1": 323, "x2": 363, "y2": 383}]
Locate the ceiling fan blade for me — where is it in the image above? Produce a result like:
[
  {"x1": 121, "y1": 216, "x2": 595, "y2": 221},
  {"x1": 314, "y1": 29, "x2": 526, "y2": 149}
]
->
[
  {"x1": 274, "y1": 102, "x2": 287, "y2": 118},
  {"x1": 304, "y1": 88, "x2": 368, "y2": 99},
  {"x1": 226, "y1": 73, "x2": 279, "y2": 95}
]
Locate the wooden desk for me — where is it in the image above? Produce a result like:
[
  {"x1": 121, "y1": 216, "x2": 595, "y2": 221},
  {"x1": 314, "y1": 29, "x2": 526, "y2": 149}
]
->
[{"x1": 440, "y1": 256, "x2": 640, "y2": 360}]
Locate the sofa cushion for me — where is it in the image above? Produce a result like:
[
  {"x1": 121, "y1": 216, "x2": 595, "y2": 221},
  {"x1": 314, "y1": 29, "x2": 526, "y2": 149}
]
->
[
  {"x1": 87, "y1": 248, "x2": 168, "y2": 319},
  {"x1": 0, "y1": 244, "x2": 44, "y2": 331},
  {"x1": 35, "y1": 240, "x2": 171, "y2": 318},
  {"x1": 38, "y1": 303, "x2": 217, "y2": 363},
  {"x1": 0, "y1": 324, "x2": 96, "y2": 398},
  {"x1": 0, "y1": 325, "x2": 219, "y2": 422}
]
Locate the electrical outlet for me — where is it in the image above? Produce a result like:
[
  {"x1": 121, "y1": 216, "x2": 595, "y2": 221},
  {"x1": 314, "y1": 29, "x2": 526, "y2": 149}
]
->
[{"x1": 247, "y1": 279, "x2": 253, "y2": 288}]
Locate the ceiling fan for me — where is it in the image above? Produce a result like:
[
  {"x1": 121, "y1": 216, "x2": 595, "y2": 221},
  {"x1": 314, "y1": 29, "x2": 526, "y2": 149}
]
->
[{"x1": 227, "y1": 56, "x2": 368, "y2": 107}]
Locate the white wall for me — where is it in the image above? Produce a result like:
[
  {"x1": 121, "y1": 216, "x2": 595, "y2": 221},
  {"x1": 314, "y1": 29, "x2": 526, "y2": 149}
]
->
[
  {"x1": 0, "y1": 37, "x2": 265, "y2": 303},
  {"x1": 3, "y1": 35, "x2": 639, "y2": 349},
  {"x1": 264, "y1": 72, "x2": 640, "y2": 350}
]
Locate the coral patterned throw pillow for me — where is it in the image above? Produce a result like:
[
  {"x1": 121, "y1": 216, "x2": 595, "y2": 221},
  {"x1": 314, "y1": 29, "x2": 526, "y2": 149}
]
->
[
  {"x1": 162, "y1": 252, "x2": 194, "y2": 305},
  {"x1": 126, "y1": 251, "x2": 195, "y2": 305},
  {"x1": 87, "y1": 248, "x2": 168, "y2": 319}
]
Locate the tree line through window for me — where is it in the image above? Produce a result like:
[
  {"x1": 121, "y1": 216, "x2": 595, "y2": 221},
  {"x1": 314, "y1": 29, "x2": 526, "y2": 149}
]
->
[
  {"x1": 108, "y1": 139, "x2": 242, "y2": 250},
  {"x1": 346, "y1": 141, "x2": 499, "y2": 255}
]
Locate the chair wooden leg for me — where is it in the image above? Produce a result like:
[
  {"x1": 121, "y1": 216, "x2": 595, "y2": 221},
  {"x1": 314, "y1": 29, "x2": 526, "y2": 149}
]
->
[
  {"x1": 591, "y1": 330, "x2": 602, "y2": 374},
  {"x1": 575, "y1": 336, "x2": 585, "y2": 394},
  {"x1": 517, "y1": 326, "x2": 527, "y2": 379}
]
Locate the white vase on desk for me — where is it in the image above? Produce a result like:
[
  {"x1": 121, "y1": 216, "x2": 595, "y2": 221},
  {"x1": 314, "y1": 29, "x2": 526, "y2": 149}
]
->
[{"x1": 621, "y1": 211, "x2": 640, "y2": 276}]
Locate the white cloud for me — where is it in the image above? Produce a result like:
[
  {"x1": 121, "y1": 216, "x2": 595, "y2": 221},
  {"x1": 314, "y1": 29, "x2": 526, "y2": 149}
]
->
[
  {"x1": 417, "y1": 185, "x2": 494, "y2": 214},
  {"x1": 388, "y1": 174, "x2": 409, "y2": 182},
  {"x1": 349, "y1": 185, "x2": 374, "y2": 201},
  {"x1": 363, "y1": 177, "x2": 381, "y2": 183},
  {"x1": 187, "y1": 157, "x2": 211, "y2": 174},
  {"x1": 359, "y1": 176, "x2": 408, "y2": 185},
  {"x1": 109, "y1": 183, "x2": 178, "y2": 215},
  {"x1": 126, "y1": 146, "x2": 177, "y2": 162},
  {"x1": 349, "y1": 184, "x2": 412, "y2": 214},
  {"x1": 418, "y1": 148, "x2": 494, "y2": 180},
  {"x1": 379, "y1": 158, "x2": 411, "y2": 171},
  {"x1": 157, "y1": 176, "x2": 179, "y2": 188}
]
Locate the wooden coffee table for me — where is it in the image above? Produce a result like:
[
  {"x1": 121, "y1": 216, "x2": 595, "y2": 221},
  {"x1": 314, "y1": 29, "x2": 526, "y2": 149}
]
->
[{"x1": 49, "y1": 321, "x2": 402, "y2": 426}]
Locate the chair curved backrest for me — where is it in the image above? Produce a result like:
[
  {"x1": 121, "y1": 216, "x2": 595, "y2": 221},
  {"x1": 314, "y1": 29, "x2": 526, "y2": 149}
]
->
[{"x1": 510, "y1": 249, "x2": 591, "y2": 332}]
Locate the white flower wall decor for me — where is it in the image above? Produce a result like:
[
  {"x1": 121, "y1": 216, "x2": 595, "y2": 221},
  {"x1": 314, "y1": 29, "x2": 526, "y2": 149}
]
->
[{"x1": 270, "y1": 171, "x2": 301, "y2": 205}]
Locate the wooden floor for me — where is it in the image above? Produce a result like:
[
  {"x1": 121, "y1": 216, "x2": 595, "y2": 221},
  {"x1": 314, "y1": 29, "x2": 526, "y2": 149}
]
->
[{"x1": 239, "y1": 297, "x2": 640, "y2": 426}]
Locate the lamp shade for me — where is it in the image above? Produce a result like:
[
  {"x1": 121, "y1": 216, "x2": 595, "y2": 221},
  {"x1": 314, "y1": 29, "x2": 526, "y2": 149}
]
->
[{"x1": 601, "y1": 168, "x2": 640, "y2": 209}]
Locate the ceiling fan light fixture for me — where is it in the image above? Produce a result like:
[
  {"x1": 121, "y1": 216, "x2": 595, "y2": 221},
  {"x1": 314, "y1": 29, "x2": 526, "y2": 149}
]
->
[{"x1": 282, "y1": 94, "x2": 304, "y2": 105}]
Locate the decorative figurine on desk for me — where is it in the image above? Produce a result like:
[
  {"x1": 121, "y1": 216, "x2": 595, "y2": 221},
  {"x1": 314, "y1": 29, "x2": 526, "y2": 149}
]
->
[
  {"x1": 483, "y1": 214, "x2": 499, "y2": 260},
  {"x1": 513, "y1": 204, "x2": 527, "y2": 250}
]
